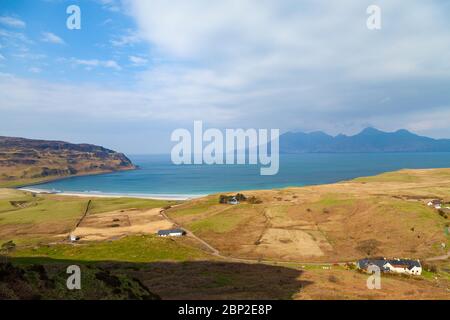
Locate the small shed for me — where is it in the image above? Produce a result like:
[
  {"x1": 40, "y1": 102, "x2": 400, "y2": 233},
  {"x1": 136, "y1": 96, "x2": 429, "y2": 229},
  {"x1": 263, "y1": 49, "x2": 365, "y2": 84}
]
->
[
  {"x1": 69, "y1": 234, "x2": 79, "y2": 242},
  {"x1": 157, "y1": 228, "x2": 186, "y2": 237}
]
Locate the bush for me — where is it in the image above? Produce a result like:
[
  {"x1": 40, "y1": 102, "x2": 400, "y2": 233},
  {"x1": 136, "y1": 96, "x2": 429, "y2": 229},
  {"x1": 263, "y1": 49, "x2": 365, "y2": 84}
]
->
[
  {"x1": 355, "y1": 239, "x2": 381, "y2": 256},
  {"x1": 247, "y1": 196, "x2": 262, "y2": 204},
  {"x1": 219, "y1": 193, "x2": 248, "y2": 204},
  {"x1": 422, "y1": 262, "x2": 438, "y2": 273},
  {"x1": 438, "y1": 210, "x2": 448, "y2": 219},
  {"x1": 219, "y1": 195, "x2": 229, "y2": 204},
  {"x1": 328, "y1": 275, "x2": 339, "y2": 283},
  {"x1": 235, "y1": 193, "x2": 247, "y2": 201}
]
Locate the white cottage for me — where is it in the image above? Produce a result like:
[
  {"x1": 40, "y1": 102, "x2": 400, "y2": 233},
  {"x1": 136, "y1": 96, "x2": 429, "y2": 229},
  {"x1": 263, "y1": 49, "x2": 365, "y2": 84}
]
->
[
  {"x1": 357, "y1": 258, "x2": 422, "y2": 276},
  {"x1": 427, "y1": 199, "x2": 442, "y2": 209}
]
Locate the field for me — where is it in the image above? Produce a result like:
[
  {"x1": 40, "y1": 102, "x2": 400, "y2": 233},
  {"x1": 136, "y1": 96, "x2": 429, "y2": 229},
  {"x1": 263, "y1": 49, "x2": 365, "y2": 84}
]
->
[
  {"x1": 0, "y1": 189, "x2": 178, "y2": 245},
  {"x1": 0, "y1": 168, "x2": 449, "y2": 299},
  {"x1": 166, "y1": 168, "x2": 450, "y2": 263}
]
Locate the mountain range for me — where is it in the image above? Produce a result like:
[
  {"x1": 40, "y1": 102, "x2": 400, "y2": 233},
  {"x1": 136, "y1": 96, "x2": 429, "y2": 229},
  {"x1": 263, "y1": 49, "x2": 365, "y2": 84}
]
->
[{"x1": 280, "y1": 127, "x2": 450, "y2": 153}]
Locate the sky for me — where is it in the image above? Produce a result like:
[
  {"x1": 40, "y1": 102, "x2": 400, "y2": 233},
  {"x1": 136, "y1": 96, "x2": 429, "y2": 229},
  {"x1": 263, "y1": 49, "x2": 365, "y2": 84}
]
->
[{"x1": 0, "y1": 0, "x2": 450, "y2": 154}]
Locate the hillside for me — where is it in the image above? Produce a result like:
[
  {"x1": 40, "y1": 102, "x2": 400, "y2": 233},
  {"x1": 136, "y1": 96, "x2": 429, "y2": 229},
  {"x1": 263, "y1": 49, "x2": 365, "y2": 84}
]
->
[
  {"x1": 167, "y1": 168, "x2": 450, "y2": 263},
  {"x1": 280, "y1": 127, "x2": 450, "y2": 153},
  {"x1": 0, "y1": 136, "x2": 135, "y2": 187},
  {"x1": 0, "y1": 169, "x2": 449, "y2": 299},
  {"x1": 0, "y1": 262, "x2": 160, "y2": 300}
]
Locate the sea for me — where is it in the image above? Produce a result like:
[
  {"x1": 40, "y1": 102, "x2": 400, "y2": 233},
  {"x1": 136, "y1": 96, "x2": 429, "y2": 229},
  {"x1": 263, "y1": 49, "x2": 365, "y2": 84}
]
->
[{"x1": 26, "y1": 153, "x2": 450, "y2": 199}]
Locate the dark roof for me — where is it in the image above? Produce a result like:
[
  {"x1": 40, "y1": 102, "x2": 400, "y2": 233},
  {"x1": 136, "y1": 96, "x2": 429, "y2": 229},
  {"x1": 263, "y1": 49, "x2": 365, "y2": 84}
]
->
[
  {"x1": 357, "y1": 258, "x2": 421, "y2": 271},
  {"x1": 157, "y1": 228, "x2": 186, "y2": 236}
]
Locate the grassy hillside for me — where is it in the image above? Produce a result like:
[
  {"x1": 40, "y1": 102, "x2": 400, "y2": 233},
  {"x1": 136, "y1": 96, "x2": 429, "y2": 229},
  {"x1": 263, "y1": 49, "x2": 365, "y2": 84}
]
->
[
  {"x1": 0, "y1": 169, "x2": 449, "y2": 300},
  {"x1": 167, "y1": 168, "x2": 450, "y2": 262},
  {"x1": 11, "y1": 235, "x2": 209, "y2": 263},
  {"x1": 0, "y1": 261, "x2": 160, "y2": 300},
  {"x1": 0, "y1": 136, "x2": 136, "y2": 187}
]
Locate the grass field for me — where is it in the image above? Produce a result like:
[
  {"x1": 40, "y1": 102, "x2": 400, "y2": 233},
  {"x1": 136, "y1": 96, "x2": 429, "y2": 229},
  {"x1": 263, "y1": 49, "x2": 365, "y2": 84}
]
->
[
  {"x1": 1, "y1": 168, "x2": 449, "y2": 300},
  {"x1": 11, "y1": 235, "x2": 209, "y2": 263},
  {"x1": 166, "y1": 168, "x2": 450, "y2": 262},
  {"x1": 0, "y1": 189, "x2": 175, "y2": 245}
]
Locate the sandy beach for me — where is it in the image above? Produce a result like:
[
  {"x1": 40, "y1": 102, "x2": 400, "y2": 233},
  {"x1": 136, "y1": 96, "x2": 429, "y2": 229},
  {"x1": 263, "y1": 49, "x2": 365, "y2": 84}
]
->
[{"x1": 18, "y1": 187, "x2": 204, "y2": 201}]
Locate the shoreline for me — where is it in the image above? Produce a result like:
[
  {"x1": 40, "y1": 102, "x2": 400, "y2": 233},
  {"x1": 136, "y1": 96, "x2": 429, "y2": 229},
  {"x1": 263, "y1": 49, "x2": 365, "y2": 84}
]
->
[{"x1": 18, "y1": 187, "x2": 205, "y2": 201}]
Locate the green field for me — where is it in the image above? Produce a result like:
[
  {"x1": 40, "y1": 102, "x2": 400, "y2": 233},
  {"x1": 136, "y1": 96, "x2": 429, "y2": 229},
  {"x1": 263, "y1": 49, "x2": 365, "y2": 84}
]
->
[
  {"x1": 0, "y1": 189, "x2": 175, "y2": 245},
  {"x1": 11, "y1": 235, "x2": 209, "y2": 263}
]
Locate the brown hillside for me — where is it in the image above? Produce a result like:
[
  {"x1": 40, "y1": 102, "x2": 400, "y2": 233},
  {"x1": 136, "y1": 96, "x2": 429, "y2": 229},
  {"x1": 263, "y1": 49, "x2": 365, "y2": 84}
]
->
[
  {"x1": 167, "y1": 168, "x2": 450, "y2": 263},
  {"x1": 0, "y1": 136, "x2": 135, "y2": 187}
]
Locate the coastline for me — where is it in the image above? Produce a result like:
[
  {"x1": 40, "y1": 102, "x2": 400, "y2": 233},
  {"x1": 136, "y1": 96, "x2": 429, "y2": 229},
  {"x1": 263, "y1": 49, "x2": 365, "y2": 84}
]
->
[{"x1": 18, "y1": 187, "x2": 205, "y2": 201}]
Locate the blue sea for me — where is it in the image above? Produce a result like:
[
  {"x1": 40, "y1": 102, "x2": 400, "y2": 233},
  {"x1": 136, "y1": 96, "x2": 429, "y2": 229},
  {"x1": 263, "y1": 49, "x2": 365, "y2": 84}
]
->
[{"x1": 28, "y1": 153, "x2": 450, "y2": 198}]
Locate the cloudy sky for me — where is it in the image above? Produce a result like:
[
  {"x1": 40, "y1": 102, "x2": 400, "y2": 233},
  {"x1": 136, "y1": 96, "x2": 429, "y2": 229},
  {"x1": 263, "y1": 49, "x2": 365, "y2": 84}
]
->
[{"x1": 1, "y1": 0, "x2": 450, "y2": 153}]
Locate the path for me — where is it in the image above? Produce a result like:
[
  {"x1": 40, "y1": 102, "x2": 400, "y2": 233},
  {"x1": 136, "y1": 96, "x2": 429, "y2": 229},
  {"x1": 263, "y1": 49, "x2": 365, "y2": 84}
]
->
[
  {"x1": 75, "y1": 200, "x2": 92, "y2": 228},
  {"x1": 425, "y1": 251, "x2": 450, "y2": 262},
  {"x1": 159, "y1": 209, "x2": 351, "y2": 266}
]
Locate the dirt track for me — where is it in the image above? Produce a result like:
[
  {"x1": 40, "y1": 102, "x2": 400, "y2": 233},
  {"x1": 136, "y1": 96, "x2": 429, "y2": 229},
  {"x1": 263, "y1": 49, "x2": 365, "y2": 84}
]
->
[{"x1": 72, "y1": 208, "x2": 174, "y2": 241}]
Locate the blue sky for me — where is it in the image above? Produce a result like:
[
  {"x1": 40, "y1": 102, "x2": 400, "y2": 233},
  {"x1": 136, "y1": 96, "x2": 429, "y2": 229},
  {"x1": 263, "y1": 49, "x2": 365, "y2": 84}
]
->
[
  {"x1": 0, "y1": 0, "x2": 150, "y2": 85},
  {"x1": 1, "y1": 0, "x2": 450, "y2": 153}
]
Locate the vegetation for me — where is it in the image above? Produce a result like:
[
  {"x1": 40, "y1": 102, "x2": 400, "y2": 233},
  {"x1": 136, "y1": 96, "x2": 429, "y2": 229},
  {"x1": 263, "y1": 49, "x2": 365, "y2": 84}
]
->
[
  {"x1": 219, "y1": 193, "x2": 247, "y2": 204},
  {"x1": 355, "y1": 239, "x2": 382, "y2": 256},
  {"x1": 0, "y1": 189, "x2": 174, "y2": 245},
  {"x1": 0, "y1": 262, "x2": 160, "y2": 300},
  {"x1": 168, "y1": 168, "x2": 450, "y2": 262},
  {"x1": 11, "y1": 235, "x2": 208, "y2": 263},
  {"x1": 1, "y1": 168, "x2": 450, "y2": 299}
]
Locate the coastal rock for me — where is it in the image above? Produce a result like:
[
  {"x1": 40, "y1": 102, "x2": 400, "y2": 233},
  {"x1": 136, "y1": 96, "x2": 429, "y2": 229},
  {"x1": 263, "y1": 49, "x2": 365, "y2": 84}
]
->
[{"x1": 0, "y1": 136, "x2": 135, "y2": 186}]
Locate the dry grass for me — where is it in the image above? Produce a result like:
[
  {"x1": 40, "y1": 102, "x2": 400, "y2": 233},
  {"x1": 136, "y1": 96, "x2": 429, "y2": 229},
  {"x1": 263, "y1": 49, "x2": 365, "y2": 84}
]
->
[{"x1": 167, "y1": 168, "x2": 450, "y2": 262}]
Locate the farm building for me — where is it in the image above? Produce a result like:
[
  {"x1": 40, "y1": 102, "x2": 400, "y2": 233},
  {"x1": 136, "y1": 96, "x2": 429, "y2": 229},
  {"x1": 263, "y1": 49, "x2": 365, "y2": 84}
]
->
[
  {"x1": 69, "y1": 234, "x2": 79, "y2": 242},
  {"x1": 357, "y1": 258, "x2": 422, "y2": 275},
  {"x1": 157, "y1": 228, "x2": 186, "y2": 237},
  {"x1": 427, "y1": 199, "x2": 442, "y2": 209}
]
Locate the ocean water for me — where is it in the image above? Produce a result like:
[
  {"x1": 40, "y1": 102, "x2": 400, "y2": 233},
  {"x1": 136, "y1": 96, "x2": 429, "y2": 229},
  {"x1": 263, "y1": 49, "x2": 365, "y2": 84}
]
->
[{"x1": 29, "y1": 153, "x2": 450, "y2": 197}]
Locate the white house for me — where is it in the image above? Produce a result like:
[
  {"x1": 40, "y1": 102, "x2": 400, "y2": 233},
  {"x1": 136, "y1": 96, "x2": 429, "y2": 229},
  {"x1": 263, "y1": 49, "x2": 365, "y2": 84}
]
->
[
  {"x1": 357, "y1": 258, "x2": 422, "y2": 276},
  {"x1": 228, "y1": 197, "x2": 239, "y2": 205},
  {"x1": 427, "y1": 199, "x2": 442, "y2": 209},
  {"x1": 157, "y1": 228, "x2": 186, "y2": 237}
]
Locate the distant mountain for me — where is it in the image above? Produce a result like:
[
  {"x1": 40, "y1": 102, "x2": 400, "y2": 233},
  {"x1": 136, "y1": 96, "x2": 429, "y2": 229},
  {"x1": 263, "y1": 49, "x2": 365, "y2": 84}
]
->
[
  {"x1": 280, "y1": 127, "x2": 450, "y2": 153},
  {"x1": 0, "y1": 136, "x2": 135, "y2": 187}
]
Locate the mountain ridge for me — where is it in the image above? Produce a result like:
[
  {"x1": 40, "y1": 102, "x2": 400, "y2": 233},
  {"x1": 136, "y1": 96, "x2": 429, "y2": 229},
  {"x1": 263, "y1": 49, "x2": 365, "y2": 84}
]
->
[{"x1": 280, "y1": 128, "x2": 450, "y2": 153}]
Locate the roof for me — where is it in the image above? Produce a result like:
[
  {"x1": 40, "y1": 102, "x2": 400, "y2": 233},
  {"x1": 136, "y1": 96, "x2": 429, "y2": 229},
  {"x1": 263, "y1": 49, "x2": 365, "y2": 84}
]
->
[
  {"x1": 358, "y1": 258, "x2": 421, "y2": 271},
  {"x1": 157, "y1": 228, "x2": 186, "y2": 236}
]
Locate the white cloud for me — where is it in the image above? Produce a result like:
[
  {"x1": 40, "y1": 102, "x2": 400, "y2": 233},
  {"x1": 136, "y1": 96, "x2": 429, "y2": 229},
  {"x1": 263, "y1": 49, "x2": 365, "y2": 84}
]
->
[
  {"x1": 0, "y1": 16, "x2": 26, "y2": 28},
  {"x1": 120, "y1": 0, "x2": 450, "y2": 134},
  {"x1": 2, "y1": 0, "x2": 450, "y2": 144},
  {"x1": 97, "y1": 0, "x2": 121, "y2": 12},
  {"x1": 0, "y1": 28, "x2": 32, "y2": 44},
  {"x1": 41, "y1": 32, "x2": 65, "y2": 45},
  {"x1": 110, "y1": 29, "x2": 142, "y2": 46},
  {"x1": 0, "y1": 54, "x2": 5, "y2": 60},
  {"x1": 129, "y1": 55, "x2": 148, "y2": 66},
  {"x1": 72, "y1": 58, "x2": 122, "y2": 70}
]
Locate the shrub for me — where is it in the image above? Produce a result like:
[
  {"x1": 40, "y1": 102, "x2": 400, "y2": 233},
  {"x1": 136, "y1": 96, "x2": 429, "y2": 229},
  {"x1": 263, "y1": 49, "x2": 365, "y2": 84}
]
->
[
  {"x1": 355, "y1": 239, "x2": 381, "y2": 256},
  {"x1": 247, "y1": 196, "x2": 262, "y2": 204},
  {"x1": 235, "y1": 193, "x2": 247, "y2": 201},
  {"x1": 328, "y1": 275, "x2": 339, "y2": 283}
]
